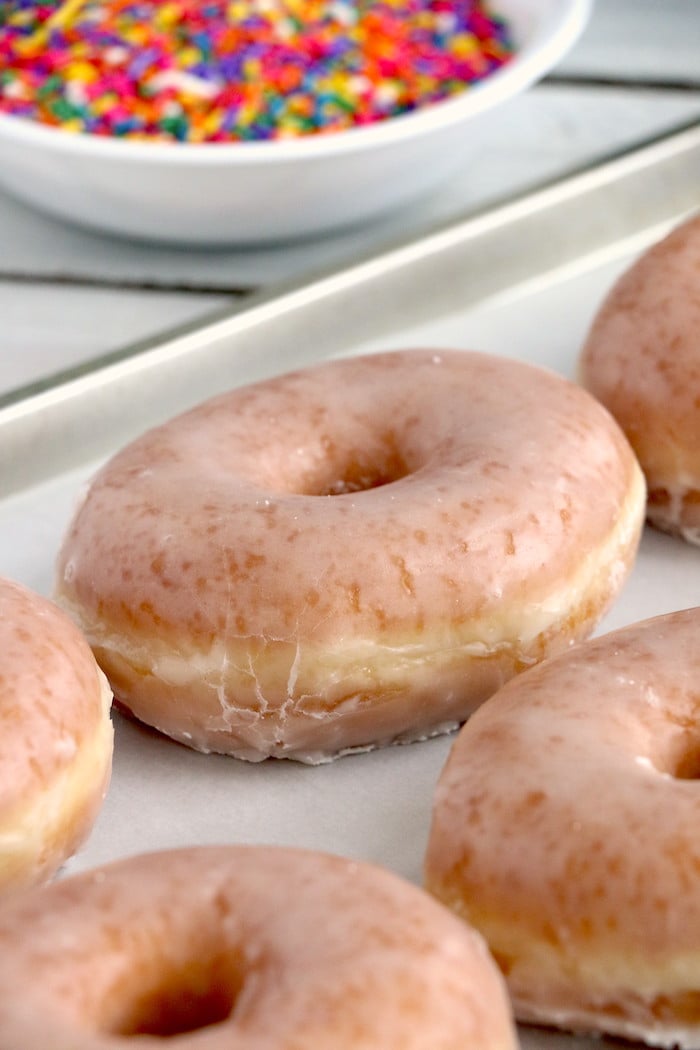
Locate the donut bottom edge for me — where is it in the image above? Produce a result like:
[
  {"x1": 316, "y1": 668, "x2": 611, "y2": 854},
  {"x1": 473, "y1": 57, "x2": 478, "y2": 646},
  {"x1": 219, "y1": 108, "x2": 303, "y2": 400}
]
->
[
  {"x1": 647, "y1": 483, "x2": 700, "y2": 547},
  {"x1": 90, "y1": 567, "x2": 633, "y2": 763},
  {"x1": 0, "y1": 680, "x2": 113, "y2": 893},
  {"x1": 422, "y1": 885, "x2": 700, "y2": 1050},
  {"x1": 515, "y1": 993, "x2": 700, "y2": 1050}
]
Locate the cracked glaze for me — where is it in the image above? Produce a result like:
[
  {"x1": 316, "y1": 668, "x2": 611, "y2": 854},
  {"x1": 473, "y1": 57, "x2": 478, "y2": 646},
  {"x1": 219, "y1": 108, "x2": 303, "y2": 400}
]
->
[
  {"x1": 0, "y1": 845, "x2": 517, "y2": 1050},
  {"x1": 0, "y1": 577, "x2": 113, "y2": 892},
  {"x1": 56, "y1": 349, "x2": 645, "y2": 761},
  {"x1": 426, "y1": 606, "x2": 700, "y2": 1048},
  {"x1": 580, "y1": 212, "x2": 700, "y2": 544}
]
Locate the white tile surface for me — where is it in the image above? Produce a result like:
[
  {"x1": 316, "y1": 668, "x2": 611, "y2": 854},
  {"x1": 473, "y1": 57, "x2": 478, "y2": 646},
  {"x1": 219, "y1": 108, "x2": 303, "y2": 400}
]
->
[
  {"x1": 558, "y1": 0, "x2": 700, "y2": 81},
  {"x1": 0, "y1": 283, "x2": 231, "y2": 399}
]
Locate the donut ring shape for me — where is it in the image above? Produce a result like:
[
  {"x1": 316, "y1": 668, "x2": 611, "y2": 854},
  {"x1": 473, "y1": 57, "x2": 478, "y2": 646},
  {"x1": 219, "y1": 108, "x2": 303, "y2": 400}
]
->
[
  {"x1": 425, "y1": 606, "x2": 700, "y2": 1048},
  {"x1": 579, "y1": 213, "x2": 700, "y2": 545},
  {"x1": 56, "y1": 349, "x2": 645, "y2": 762},
  {"x1": 0, "y1": 577, "x2": 113, "y2": 892},
  {"x1": 0, "y1": 845, "x2": 517, "y2": 1049}
]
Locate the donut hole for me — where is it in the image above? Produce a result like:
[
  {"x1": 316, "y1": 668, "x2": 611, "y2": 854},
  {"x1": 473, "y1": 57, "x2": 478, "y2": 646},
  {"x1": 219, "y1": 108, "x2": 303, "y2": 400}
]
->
[
  {"x1": 305, "y1": 444, "x2": 413, "y2": 497},
  {"x1": 670, "y1": 740, "x2": 700, "y2": 780},
  {"x1": 108, "y1": 956, "x2": 241, "y2": 1038},
  {"x1": 662, "y1": 729, "x2": 700, "y2": 779}
]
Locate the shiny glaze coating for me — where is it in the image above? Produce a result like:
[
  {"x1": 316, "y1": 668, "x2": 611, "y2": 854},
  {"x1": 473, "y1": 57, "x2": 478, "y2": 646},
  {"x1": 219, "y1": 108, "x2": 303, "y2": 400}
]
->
[
  {"x1": 425, "y1": 607, "x2": 700, "y2": 1048},
  {"x1": 580, "y1": 213, "x2": 700, "y2": 544},
  {"x1": 0, "y1": 577, "x2": 113, "y2": 892},
  {"x1": 0, "y1": 845, "x2": 517, "y2": 1049},
  {"x1": 56, "y1": 349, "x2": 645, "y2": 761}
]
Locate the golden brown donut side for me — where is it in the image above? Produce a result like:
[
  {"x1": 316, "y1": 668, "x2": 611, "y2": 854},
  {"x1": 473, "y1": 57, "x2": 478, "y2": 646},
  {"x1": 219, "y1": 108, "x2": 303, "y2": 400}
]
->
[
  {"x1": 56, "y1": 349, "x2": 645, "y2": 761},
  {"x1": 425, "y1": 606, "x2": 700, "y2": 1048},
  {"x1": 579, "y1": 213, "x2": 700, "y2": 544},
  {"x1": 0, "y1": 845, "x2": 517, "y2": 1050},
  {"x1": 0, "y1": 577, "x2": 113, "y2": 892}
]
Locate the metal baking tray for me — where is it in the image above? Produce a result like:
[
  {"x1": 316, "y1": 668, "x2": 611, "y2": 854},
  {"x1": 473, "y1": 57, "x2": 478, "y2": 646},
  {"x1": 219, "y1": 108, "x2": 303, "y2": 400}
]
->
[{"x1": 1, "y1": 120, "x2": 699, "y2": 1050}]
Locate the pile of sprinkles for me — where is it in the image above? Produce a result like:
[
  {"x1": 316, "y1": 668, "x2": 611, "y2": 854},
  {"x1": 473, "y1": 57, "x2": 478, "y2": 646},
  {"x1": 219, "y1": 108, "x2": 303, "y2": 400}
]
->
[{"x1": 0, "y1": 0, "x2": 513, "y2": 143}]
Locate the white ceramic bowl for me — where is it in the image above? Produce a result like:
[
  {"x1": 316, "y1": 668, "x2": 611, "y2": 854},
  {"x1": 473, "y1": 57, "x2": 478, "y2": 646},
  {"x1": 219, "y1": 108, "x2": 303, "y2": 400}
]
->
[{"x1": 0, "y1": 0, "x2": 591, "y2": 245}]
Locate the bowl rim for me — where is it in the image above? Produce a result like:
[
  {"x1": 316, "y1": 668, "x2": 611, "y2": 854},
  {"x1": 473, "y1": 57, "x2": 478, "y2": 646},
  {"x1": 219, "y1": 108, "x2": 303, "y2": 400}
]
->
[{"x1": 0, "y1": 0, "x2": 592, "y2": 164}]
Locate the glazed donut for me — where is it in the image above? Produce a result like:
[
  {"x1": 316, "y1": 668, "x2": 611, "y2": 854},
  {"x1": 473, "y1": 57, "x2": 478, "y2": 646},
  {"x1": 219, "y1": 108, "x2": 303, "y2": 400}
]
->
[
  {"x1": 425, "y1": 606, "x2": 700, "y2": 1048},
  {"x1": 0, "y1": 844, "x2": 517, "y2": 1050},
  {"x1": 579, "y1": 213, "x2": 700, "y2": 544},
  {"x1": 0, "y1": 576, "x2": 112, "y2": 892},
  {"x1": 56, "y1": 348, "x2": 645, "y2": 762}
]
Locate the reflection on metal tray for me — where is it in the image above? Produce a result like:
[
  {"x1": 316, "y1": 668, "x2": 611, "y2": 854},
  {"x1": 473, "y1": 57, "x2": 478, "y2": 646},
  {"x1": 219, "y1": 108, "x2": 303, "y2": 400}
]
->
[{"x1": 0, "y1": 119, "x2": 698, "y2": 1050}]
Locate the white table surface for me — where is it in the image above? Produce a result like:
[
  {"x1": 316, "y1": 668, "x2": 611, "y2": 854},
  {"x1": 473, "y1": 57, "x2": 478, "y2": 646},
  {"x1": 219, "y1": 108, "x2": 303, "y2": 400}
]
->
[{"x1": 0, "y1": 0, "x2": 699, "y2": 404}]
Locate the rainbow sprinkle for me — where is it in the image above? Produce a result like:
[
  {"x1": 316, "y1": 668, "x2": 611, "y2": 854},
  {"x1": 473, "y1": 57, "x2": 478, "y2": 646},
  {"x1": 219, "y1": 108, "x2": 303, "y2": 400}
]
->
[{"x1": 0, "y1": 1, "x2": 513, "y2": 143}]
